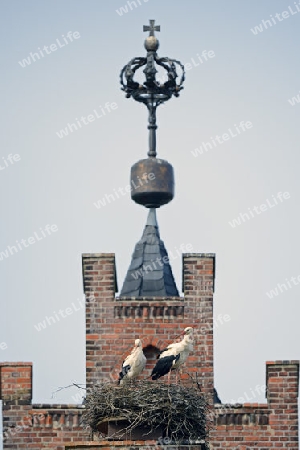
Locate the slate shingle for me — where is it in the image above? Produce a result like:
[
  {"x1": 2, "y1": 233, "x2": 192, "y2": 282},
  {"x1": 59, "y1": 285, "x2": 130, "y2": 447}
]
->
[{"x1": 120, "y1": 209, "x2": 179, "y2": 297}]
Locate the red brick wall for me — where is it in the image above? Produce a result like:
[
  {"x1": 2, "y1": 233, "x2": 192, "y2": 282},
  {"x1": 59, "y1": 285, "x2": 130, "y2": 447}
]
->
[
  {"x1": 182, "y1": 253, "x2": 215, "y2": 396},
  {"x1": 0, "y1": 363, "x2": 89, "y2": 449},
  {"x1": 267, "y1": 360, "x2": 299, "y2": 445},
  {"x1": 0, "y1": 362, "x2": 32, "y2": 404},
  {"x1": 209, "y1": 360, "x2": 299, "y2": 448}
]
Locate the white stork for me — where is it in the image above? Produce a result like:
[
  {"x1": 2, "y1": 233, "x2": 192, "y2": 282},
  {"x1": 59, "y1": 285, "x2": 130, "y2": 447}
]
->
[
  {"x1": 151, "y1": 327, "x2": 194, "y2": 383},
  {"x1": 118, "y1": 339, "x2": 146, "y2": 385}
]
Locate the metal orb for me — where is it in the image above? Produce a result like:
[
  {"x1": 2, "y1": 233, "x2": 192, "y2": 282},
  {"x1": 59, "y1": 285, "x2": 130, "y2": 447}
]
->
[
  {"x1": 130, "y1": 157, "x2": 174, "y2": 208},
  {"x1": 144, "y1": 36, "x2": 159, "y2": 52}
]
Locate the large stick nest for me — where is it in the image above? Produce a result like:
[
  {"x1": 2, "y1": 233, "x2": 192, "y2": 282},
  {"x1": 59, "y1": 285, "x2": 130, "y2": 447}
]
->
[{"x1": 83, "y1": 378, "x2": 212, "y2": 445}]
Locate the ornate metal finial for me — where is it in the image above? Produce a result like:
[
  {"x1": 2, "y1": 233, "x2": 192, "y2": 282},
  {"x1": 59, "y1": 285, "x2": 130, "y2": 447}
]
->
[
  {"x1": 120, "y1": 22, "x2": 181, "y2": 298},
  {"x1": 120, "y1": 20, "x2": 185, "y2": 158}
]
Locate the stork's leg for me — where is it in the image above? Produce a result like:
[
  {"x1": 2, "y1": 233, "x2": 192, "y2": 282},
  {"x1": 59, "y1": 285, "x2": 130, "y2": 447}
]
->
[
  {"x1": 175, "y1": 368, "x2": 181, "y2": 385},
  {"x1": 168, "y1": 370, "x2": 171, "y2": 385}
]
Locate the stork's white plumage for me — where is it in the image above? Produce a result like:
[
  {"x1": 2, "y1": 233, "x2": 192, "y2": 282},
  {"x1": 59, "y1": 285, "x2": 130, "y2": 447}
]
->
[
  {"x1": 151, "y1": 327, "x2": 194, "y2": 381},
  {"x1": 118, "y1": 339, "x2": 146, "y2": 385}
]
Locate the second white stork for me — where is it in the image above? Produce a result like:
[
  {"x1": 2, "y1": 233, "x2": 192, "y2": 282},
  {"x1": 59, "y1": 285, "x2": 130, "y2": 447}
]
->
[
  {"x1": 118, "y1": 339, "x2": 146, "y2": 385},
  {"x1": 151, "y1": 327, "x2": 194, "y2": 382}
]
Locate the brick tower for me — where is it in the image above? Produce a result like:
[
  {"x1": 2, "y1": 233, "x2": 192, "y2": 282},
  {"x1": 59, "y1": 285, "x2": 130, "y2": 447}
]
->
[{"x1": 83, "y1": 251, "x2": 215, "y2": 395}]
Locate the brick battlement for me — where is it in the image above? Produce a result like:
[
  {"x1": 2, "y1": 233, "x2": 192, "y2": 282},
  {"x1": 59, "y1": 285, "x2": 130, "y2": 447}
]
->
[
  {"x1": 0, "y1": 362, "x2": 32, "y2": 405},
  {"x1": 211, "y1": 360, "x2": 299, "y2": 447}
]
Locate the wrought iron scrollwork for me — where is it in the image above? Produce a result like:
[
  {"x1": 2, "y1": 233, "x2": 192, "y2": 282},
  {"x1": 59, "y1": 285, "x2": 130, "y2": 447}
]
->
[
  {"x1": 120, "y1": 20, "x2": 185, "y2": 158},
  {"x1": 120, "y1": 56, "x2": 185, "y2": 101}
]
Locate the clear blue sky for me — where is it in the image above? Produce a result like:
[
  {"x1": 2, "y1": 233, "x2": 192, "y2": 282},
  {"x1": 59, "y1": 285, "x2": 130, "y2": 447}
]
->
[{"x1": 1, "y1": 0, "x2": 300, "y2": 440}]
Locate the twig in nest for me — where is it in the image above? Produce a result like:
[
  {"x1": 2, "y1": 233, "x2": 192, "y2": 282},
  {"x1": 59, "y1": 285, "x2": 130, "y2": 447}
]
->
[{"x1": 51, "y1": 382, "x2": 86, "y2": 399}]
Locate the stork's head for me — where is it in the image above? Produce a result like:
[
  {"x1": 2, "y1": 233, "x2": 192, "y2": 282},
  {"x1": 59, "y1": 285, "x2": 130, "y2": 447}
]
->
[
  {"x1": 183, "y1": 327, "x2": 193, "y2": 335},
  {"x1": 135, "y1": 339, "x2": 142, "y2": 347},
  {"x1": 174, "y1": 327, "x2": 194, "y2": 340}
]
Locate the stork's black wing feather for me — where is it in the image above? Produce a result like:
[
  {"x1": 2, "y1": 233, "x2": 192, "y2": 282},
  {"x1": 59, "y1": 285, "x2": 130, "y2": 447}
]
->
[
  {"x1": 118, "y1": 364, "x2": 131, "y2": 384},
  {"x1": 151, "y1": 354, "x2": 180, "y2": 380},
  {"x1": 213, "y1": 388, "x2": 222, "y2": 404}
]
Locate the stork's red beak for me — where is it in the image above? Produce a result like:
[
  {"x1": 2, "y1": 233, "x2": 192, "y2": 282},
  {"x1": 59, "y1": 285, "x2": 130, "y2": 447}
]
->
[{"x1": 174, "y1": 330, "x2": 185, "y2": 339}]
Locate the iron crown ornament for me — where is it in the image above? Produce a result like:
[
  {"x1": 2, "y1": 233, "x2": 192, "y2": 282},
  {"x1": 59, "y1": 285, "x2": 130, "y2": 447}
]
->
[{"x1": 120, "y1": 20, "x2": 185, "y2": 158}]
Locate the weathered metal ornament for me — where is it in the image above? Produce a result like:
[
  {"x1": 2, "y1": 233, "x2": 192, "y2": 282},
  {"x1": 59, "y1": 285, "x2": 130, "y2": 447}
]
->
[
  {"x1": 131, "y1": 158, "x2": 174, "y2": 208},
  {"x1": 120, "y1": 20, "x2": 184, "y2": 209}
]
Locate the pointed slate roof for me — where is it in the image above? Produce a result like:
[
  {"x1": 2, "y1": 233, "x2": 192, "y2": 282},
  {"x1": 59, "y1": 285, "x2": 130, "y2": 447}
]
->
[{"x1": 120, "y1": 209, "x2": 179, "y2": 297}]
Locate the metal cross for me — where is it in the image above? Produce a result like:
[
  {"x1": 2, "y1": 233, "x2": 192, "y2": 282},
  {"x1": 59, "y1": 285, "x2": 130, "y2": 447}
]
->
[{"x1": 143, "y1": 19, "x2": 160, "y2": 37}]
